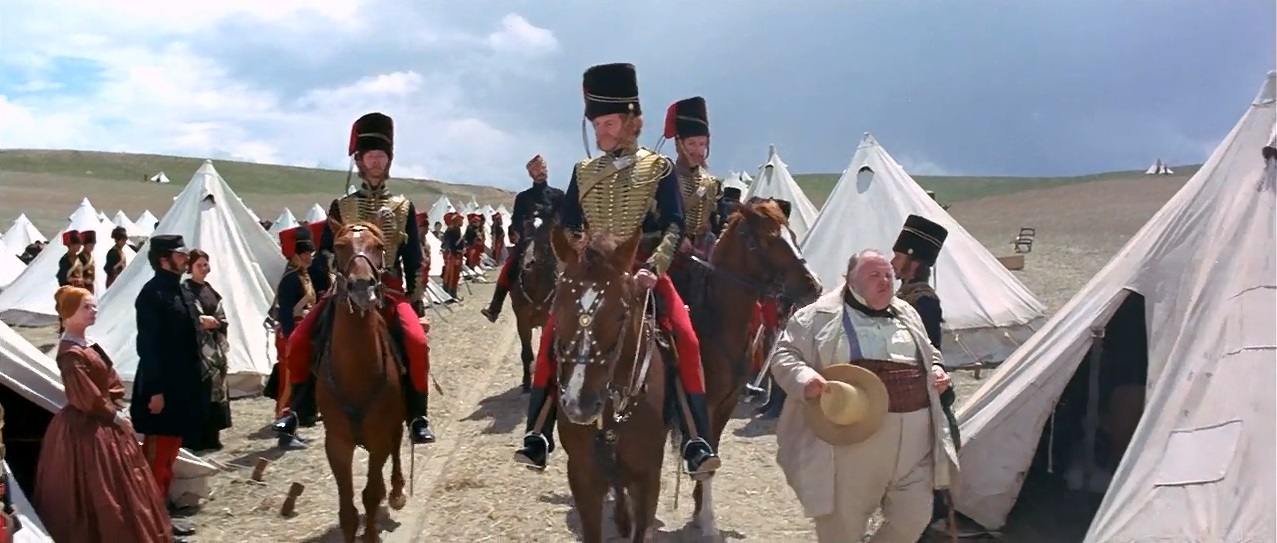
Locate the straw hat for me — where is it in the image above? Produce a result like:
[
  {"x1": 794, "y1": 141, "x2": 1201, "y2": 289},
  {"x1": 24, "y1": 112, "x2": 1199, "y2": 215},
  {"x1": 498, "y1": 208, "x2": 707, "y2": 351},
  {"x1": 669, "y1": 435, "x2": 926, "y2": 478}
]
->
[{"x1": 804, "y1": 364, "x2": 890, "y2": 446}]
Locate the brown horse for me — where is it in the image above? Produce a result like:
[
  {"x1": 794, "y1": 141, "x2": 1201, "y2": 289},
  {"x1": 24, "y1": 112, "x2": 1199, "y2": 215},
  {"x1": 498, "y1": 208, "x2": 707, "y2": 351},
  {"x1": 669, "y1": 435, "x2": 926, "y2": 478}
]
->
[
  {"x1": 683, "y1": 200, "x2": 822, "y2": 538},
  {"x1": 548, "y1": 227, "x2": 673, "y2": 543},
  {"x1": 510, "y1": 216, "x2": 558, "y2": 391},
  {"x1": 316, "y1": 222, "x2": 408, "y2": 543}
]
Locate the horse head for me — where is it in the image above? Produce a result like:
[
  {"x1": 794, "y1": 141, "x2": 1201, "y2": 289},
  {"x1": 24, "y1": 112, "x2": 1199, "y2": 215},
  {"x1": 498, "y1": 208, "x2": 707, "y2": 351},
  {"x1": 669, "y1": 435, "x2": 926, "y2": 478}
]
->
[
  {"x1": 549, "y1": 226, "x2": 645, "y2": 425},
  {"x1": 331, "y1": 220, "x2": 387, "y2": 315},
  {"x1": 714, "y1": 199, "x2": 822, "y2": 307}
]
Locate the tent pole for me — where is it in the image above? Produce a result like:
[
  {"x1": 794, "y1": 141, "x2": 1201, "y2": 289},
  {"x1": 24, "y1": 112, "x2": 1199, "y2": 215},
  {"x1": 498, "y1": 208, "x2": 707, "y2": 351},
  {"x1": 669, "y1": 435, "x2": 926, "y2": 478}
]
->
[{"x1": 1082, "y1": 326, "x2": 1106, "y2": 491}]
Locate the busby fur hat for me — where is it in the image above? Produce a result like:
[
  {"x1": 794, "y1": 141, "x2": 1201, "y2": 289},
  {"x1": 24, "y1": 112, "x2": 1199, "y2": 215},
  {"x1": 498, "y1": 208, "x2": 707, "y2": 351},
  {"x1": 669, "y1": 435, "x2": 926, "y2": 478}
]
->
[
  {"x1": 61, "y1": 230, "x2": 81, "y2": 245},
  {"x1": 583, "y1": 63, "x2": 640, "y2": 121},
  {"x1": 294, "y1": 226, "x2": 316, "y2": 254},
  {"x1": 80, "y1": 230, "x2": 97, "y2": 244},
  {"x1": 663, "y1": 96, "x2": 709, "y2": 139},
  {"x1": 893, "y1": 214, "x2": 948, "y2": 266},
  {"x1": 111, "y1": 226, "x2": 128, "y2": 241},
  {"x1": 348, "y1": 112, "x2": 394, "y2": 157}
]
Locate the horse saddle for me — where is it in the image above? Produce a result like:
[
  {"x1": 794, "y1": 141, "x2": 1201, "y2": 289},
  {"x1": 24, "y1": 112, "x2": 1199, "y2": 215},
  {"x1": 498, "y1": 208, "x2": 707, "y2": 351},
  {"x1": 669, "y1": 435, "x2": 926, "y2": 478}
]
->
[{"x1": 309, "y1": 294, "x2": 411, "y2": 377}]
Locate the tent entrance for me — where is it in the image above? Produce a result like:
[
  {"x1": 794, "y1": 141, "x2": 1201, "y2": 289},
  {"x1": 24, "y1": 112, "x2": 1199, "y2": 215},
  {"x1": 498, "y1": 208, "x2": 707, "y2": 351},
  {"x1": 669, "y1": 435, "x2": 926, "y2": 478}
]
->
[
  {"x1": 0, "y1": 384, "x2": 54, "y2": 494},
  {"x1": 1008, "y1": 290, "x2": 1150, "y2": 537}
]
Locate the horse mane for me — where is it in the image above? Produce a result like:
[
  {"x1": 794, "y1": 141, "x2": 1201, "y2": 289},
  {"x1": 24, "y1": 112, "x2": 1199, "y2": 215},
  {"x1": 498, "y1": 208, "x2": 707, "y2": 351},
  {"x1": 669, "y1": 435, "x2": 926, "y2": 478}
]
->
[
  {"x1": 566, "y1": 232, "x2": 630, "y2": 282},
  {"x1": 721, "y1": 199, "x2": 787, "y2": 240},
  {"x1": 335, "y1": 221, "x2": 386, "y2": 242}
]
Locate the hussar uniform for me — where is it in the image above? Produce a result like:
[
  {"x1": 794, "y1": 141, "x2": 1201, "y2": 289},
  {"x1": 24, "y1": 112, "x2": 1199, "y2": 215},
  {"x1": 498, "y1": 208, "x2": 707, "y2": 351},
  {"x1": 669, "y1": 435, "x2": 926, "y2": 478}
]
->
[
  {"x1": 277, "y1": 112, "x2": 436, "y2": 445},
  {"x1": 481, "y1": 155, "x2": 566, "y2": 322},
  {"x1": 662, "y1": 97, "x2": 722, "y2": 304},
  {"x1": 440, "y1": 212, "x2": 466, "y2": 298},
  {"x1": 711, "y1": 186, "x2": 743, "y2": 237},
  {"x1": 104, "y1": 227, "x2": 129, "y2": 289},
  {"x1": 77, "y1": 230, "x2": 98, "y2": 294},
  {"x1": 514, "y1": 62, "x2": 720, "y2": 477},
  {"x1": 271, "y1": 226, "x2": 319, "y2": 449},
  {"x1": 56, "y1": 230, "x2": 83, "y2": 333},
  {"x1": 489, "y1": 212, "x2": 506, "y2": 263},
  {"x1": 463, "y1": 214, "x2": 485, "y2": 269}
]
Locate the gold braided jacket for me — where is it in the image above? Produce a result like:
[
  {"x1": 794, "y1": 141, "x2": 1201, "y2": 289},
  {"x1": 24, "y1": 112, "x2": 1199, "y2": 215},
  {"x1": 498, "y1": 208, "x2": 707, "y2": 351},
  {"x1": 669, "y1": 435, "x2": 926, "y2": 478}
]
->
[
  {"x1": 573, "y1": 148, "x2": 681, "y2": 275},
  {"x1": 677, "y1": 166, "x2": 722, "y2": 237},
  {"x1": 334, "y1": 187, "x2": 421, "y2": 303}
]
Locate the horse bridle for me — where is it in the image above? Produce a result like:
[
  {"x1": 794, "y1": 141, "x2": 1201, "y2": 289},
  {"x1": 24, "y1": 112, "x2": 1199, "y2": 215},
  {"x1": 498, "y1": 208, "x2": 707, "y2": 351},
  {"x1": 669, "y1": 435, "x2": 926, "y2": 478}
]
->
[
  {"x1": 691, "y1": 218, "x2": 810, "y2": 306},
  {"x1": 333, "y1": 225, "x2": 386, "y2": 314}
]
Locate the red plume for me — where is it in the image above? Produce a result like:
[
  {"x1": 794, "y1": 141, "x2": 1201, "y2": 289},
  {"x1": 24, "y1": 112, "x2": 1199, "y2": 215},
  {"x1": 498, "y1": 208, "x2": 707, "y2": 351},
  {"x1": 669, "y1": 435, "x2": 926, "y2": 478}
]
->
[
  {"x1": 347, "y1": 121, "x2": 358, "y2": 156},
  {"x1": 663, "y1": 102, "x2": 678, "y2": 139}
]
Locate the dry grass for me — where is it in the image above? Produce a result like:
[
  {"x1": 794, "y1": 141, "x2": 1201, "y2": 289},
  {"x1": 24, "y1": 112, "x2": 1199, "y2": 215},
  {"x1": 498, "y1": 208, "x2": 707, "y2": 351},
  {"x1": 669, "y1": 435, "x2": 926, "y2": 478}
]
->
[{"x1": 5, "y1": 167, "x2": 1192, "y2": 541}]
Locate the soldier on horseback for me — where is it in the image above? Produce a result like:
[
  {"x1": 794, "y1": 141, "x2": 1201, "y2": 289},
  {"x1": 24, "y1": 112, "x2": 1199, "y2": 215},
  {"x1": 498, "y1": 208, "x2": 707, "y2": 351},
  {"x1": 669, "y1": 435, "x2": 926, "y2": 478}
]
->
[
  {"x1": 711, "y1": 186, "x2": 743, "y2": 236},
  {"x1": 513, "y1": 62, "x2": 721, "y2": 478},
  {"x1": 481, "y1": 154, "x2": 566, "y2": 322},
  {"x1": 663, "y1": 96, "x2": 721, "y2": 303},
  {"x1": 275, "y1": 112, "x2": 437, "y2": 445}
]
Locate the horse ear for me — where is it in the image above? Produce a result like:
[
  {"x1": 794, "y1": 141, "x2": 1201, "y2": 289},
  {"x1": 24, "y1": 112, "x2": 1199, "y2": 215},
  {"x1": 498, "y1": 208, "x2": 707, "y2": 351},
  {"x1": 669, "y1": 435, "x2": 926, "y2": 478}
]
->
[
  {"x1": 550, "y1": 225, "x2": 577, "y2": 263},
  {"x1": 327, "y1": 216, "x2": 344, "y2": 238}
]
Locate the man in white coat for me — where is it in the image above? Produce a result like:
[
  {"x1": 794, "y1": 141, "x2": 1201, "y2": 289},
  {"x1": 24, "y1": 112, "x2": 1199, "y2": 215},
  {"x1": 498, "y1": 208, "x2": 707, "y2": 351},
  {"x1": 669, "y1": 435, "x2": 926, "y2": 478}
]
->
[{"x1": 771, "y1": 248, "x2": 959, "y2": 542}]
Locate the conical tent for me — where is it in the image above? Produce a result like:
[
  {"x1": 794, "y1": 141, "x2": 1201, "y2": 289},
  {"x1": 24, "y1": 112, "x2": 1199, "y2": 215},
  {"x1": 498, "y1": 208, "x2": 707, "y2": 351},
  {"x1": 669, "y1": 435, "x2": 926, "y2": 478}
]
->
[
  {"x1": 270, "y1": 208, "x2": 300, "y2": 235},
  {"x1": 149, "y1": 171, "x2": 171, "y2": 184},
  {"x1": 744, "y1": 144, "x2": 821, "y2": 240},
  {"x1": 1144, "y1": 159, "x2": 1174, "y2": 175},
  {"x1": 427, "y1": 196, "x2": 455, "y2": 227},
  {"x1": 134, "y1": 210, "x2": 160, "y2": 236},
  {"x1": 0, "y1": 252, "x2": 24, "y2": 289},
  {"x1": 96, "y1": 211, "x2": 110, "y2": 223},
  {"x1": 0, "y1": 319, "x2": 215, "y2": 504},
  {"x1": 722, "y1": 171, "x2": 751, "y2": 198},
  {"x1": 93, "y1": 161, "x2": 286, "y2": 398},
  {"x1": 111, "y1": 210, "x2": 148, "y2": 242},
  {"x1": 2, "y1": 214, "x2": 45, "y2": 256},
  {"x1": 304, "y1": 203, "x2": 327, "y2": 223},
  {"x1": 953, "y1": 73, "x2": 1277, "y2": 541},
  {"x1": 0, "y1": 201, "x2": 136, "y2": 325},
  {"x1": 800, "y1": 133, "x2": 1046, "y2": 367}
]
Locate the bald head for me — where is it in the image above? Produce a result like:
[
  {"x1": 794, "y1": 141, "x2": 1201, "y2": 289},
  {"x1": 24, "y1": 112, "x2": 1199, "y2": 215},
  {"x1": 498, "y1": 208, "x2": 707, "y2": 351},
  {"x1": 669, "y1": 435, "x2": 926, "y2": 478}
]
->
[{"x1": 845, "y1": 249, "x2": 895, "y2": 310}]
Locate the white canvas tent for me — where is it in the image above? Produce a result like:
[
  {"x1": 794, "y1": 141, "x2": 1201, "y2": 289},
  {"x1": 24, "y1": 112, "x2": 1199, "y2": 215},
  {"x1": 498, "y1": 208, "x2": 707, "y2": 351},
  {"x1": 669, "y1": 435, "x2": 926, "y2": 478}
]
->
[
  {"x1": 149, "y1": 171, "x2": 171, "y2": 184},
  {"x1": 0, "y1": 252, "x2": 24, "y2": 290},
  {"x1": 1143, "y1": 159, "x2": 1174, "y2": 175},
  {"x1": 0, "y1": 319, "x2": 214, "y2": 505},
  {"x1": 2, "y1": 214, "x2": 45, "y2": 257},
  {"x1": 93, "y1": 161, "x2": 286, "y2": 398},
  {"x1": 427, "y1": 196, "x2": 455, "y2": 227},
  {"x1": 953, "y1": 73, "x2": 1277, "y2": 541},
  {"x1": 744, "y1": 144, "x2": 821, "y2": 240},
  {"x1": 134, "y1": 210, "x2": 160, "y2": 236},
  {"x1": 800, "y1": 133, "x2": 1046, "y2": 366},
  {"x1": 722, "y1": 171, "x2": 751, "y2": 199},
  {"x1": 304, "y1": 203, "x2": 327, "y2": 223},
  {"x1": 270, "y1": 208, "x2": 300, "y2": 235},
  {"x1": 0, "y1": 200, "x2": 136, "y2": 326},
  {"x1": 96, "y1": 211, "x2": 110, "y2": 224},
  {"x1": 111, "y1": 210, "x2": 148, "y2": 243}
]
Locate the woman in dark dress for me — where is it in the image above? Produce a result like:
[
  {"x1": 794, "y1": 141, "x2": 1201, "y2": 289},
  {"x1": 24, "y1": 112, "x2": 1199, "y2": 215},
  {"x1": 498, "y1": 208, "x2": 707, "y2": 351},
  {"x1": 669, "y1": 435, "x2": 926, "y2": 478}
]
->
[{"x1": 181, "y1": 249, "x2": 232, "y2": 452}]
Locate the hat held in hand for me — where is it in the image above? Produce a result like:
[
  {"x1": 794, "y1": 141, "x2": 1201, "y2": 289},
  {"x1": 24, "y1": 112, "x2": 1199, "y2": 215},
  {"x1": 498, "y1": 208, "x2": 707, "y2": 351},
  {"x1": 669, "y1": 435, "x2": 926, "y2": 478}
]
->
[{"x1": 805, "y1": 364, "x2": 890, "y2": 445}]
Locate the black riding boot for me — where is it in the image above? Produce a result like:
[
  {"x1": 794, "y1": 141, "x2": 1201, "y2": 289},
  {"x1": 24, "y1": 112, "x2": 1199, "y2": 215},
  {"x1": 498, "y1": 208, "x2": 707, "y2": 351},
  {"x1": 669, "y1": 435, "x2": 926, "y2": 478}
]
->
[
  {"x1": 272, "y1": 383, "x2": 310, "y2": 450},
  {"x1": 513, "y1": 386, "x2": 557, "y2": 471},
  {"x1": 678, "y1": 392, "x2": 721, "y2": 477},
  {"x1": 759, "y1": 380, "x2": 786, "y2": 419},
  {"x1": 481, "y1": 284, "x2": 508, "y2": 323},
  {"x1": 404, "y1": 386, "x2": 436, "y2": 444}
]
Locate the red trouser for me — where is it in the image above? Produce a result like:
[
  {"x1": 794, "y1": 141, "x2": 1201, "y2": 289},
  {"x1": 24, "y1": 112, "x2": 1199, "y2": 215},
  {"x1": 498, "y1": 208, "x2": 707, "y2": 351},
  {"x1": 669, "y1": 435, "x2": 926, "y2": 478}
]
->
[
  {"x1": 749, "y1": 301, "x2": 781, "y2": 373},
  {"x1": 533, "y1": 272, "x2": 704, "y2": 393},
  {"x1": 465, "y1": 244, "x2": 484, "y2": 268},
  {"x1": 273, "y1": 329, "x2": 292, "y2": 417},
  {"x1": 286, "y1": 292, "x2": 430, "y2": 392},
  {"x1": 143, "y1": 435, "x2": 182, "y2": 498},
  {"x1": 442, "y1": 254, "x2": 463, "y2": 290},
  {"x1": 496, "y1": 252, "x2": 517, "y2": 288}
]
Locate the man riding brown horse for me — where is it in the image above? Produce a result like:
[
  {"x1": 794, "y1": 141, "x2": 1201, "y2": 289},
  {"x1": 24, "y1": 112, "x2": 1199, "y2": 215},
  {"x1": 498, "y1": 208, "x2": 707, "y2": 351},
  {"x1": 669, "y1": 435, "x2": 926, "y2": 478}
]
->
[
  {"x1": 481, "y1": 154, "x2": 566, "y2": 322},
  {"x1": 276, "y1": 112, "x2": 436, "y2": 445},
  {"x1": 663, "y1": 96, "x2": 722, "y2": 306},
  {"x1": 512, "y1": 62, "x2": 720, "y2": 479}
]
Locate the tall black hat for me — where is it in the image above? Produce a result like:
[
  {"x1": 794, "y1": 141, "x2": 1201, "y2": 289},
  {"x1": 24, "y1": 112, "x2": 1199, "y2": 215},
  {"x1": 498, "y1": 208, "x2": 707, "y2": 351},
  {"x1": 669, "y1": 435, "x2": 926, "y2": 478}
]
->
[
  {"x1": 583, "y1": 63, "x2": 640, "y2": 121},
  {"x1": 348, "y1": 112, "x2": 394, "y2": 157},
  {"x1": 893, "y1": 215, "x2": 948, "y2": 266},
  {"x1": 294, "y1": 227, "x2": 315, "y2": 254},
  {"x1": 663, "y1": 96, "x2": 709, "y2": 139},
  {"x1": 148, "y1": 234, "x2": 187, "y2": 256},
  {"x1": 771, "y1": 199, "x2": 793, "y2": 219},
  {"x1": 80, "y1": 230, "x2": 97, "y2": 244}
]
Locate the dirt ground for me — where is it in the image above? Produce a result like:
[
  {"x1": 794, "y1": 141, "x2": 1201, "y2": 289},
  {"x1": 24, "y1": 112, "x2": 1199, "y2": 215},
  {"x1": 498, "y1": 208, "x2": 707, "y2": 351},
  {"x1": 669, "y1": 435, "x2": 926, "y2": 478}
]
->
[{"x1": 6, "y1": 173, "x2": 1191, "y2": 542}]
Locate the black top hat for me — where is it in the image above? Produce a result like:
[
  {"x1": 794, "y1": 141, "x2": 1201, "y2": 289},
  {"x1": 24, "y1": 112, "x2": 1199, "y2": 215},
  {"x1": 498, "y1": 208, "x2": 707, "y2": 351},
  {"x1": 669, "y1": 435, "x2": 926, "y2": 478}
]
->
[
  {"x1": 583, "y1": 63, "x2": 640, "y2": 121},
  {"x1": 663, "y1": 96, "x2": 709, "y2": 139},
  {"x1": 771, "y1": 199, "x2": 793, "y2": 219},
  {"x1": 893, "y1": 214, "x2": 948, "y2": 266},
  {"x1": 148, "y1": 234, "x2": 187, "y2": 256},
  {"x1": 294, "y1": 227, "x2": 316, "y2": 254},
  {"x1": 348, "y1": 112, "x2": 394, "y2": 157}
]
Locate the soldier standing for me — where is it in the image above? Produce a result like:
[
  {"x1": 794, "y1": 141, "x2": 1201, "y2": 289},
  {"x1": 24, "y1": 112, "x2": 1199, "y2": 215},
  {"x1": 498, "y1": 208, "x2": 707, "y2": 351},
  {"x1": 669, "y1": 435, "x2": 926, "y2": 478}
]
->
[
  {"x1": 440, "y1": 212, "x2": 466, "y2": 299},
  {"x1": 56, "y1": 230, "x2": 82, "y2": 287},
  {"x1": 889, "y1": 214, "x2": 959, "y2": 532},
  {"x1": 513, "y1": 62, "x2": 720, "y2": 477},
  {"x1": 272, "y1": 228, "x2": 318, "y2": 449},
  {"x1": 78, "y1": 230, "x2": 98, "y2": 294},
  {"x1": 480, "y1": 154, "x2": 565, "y2": 322},
  {"x1": 489, "y1": 212, "x2": 506, "y2": 263},
  {"x1": 463, "y1": 213, "x2": 484, "y2": 269},
  {"x1": 276, "y1": 112, "x2": 436, "y2": 445},
  {"x1": 105, "y1": 226, "x2": 130, "y2": 288}
]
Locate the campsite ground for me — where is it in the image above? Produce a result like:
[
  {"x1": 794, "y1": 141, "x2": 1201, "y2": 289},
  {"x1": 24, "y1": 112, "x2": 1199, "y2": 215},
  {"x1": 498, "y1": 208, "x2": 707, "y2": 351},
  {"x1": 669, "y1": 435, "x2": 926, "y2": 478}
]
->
[{"x1": 3, "y1": 151, "x2": 1192, "y2": 541}]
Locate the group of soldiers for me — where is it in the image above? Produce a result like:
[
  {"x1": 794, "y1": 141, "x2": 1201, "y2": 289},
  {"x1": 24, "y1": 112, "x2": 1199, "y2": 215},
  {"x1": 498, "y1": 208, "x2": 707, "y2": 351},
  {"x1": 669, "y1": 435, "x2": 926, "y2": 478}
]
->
[{"x1": 51, "y1": 226, "x2": 133, "y2": 330}]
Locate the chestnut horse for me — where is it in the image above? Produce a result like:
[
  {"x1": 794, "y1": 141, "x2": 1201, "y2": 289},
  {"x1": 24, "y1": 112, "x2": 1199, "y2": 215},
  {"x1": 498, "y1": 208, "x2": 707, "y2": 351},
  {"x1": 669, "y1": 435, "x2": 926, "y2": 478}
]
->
[
  {"x1": 510, "y1": 217, "x2": 558, "y2": 391},
  {"x1": 316, "y1": 222, "x2": 408, "y2": 543},
  {"x1": 549, "y1": 227, "x2": 674, "y2": 543},
  {"x1": 681, "y1": 200, "x2": 822, "y2": 538}
]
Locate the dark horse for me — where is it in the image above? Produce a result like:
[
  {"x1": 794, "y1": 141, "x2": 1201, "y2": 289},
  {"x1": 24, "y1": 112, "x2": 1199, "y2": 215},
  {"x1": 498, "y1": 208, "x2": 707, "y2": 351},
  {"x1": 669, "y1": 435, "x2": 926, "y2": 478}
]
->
[
  {"x1": 318, "y1": 222, "x2": 408, "y2": 543},
  {"x1": 549, "y1": 226, "x2": 673, "y2": 543},
  {"x1": 682, "y1": 200, "x2": 822, "y2": 538},
  {"x1": 511, "y1": 217, "x2": 558, "y2": 391}
]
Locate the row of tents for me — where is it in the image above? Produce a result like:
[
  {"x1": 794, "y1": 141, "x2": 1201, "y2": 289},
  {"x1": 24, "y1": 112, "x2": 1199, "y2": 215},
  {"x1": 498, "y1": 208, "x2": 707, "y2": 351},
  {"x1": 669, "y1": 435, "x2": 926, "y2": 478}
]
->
[{"x1": 0, "y1": 209, "x2": 161, "y2": 291}]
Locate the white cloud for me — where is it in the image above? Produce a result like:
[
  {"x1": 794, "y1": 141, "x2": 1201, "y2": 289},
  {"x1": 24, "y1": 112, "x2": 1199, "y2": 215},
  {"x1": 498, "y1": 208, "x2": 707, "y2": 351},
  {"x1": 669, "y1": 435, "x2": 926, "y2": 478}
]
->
[{"x1": 0, "y1": 1, "x2": 565, "y2": 187}]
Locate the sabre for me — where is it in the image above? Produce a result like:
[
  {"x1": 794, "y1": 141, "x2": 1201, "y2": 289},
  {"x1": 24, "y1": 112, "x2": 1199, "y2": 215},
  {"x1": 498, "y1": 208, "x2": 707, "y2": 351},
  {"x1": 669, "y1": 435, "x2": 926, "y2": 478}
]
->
[{"x1": 742, "y1": 322, "x2": 769, "y2": 397}]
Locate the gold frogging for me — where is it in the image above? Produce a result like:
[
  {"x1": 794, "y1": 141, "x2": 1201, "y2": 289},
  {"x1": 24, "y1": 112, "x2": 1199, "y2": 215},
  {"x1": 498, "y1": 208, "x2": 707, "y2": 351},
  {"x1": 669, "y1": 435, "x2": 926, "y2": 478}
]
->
[{"x1": 574, "y1": 148, "x2": 672, "y2": 238}]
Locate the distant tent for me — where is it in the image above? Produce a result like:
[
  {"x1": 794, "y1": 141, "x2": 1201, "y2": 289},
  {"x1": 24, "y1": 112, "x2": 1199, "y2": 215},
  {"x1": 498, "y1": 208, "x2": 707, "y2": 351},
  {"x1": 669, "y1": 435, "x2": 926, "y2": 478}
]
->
[
  {"x1": 304, "y1": 203, "x2": 327, "y2": 223},
  {"x1": 722, "y1": 171, "x2": 751, "y2": 200},
  {"x1": 2, "y1": 214, "x2": 46, "y2": 257},
  {"x1": 111, "y1": 210, "x2": 148, "y2": 243},
  {"x1": 1144, "y1": 159, "x2": 1174, "y2": 175},
  {"x1": 270, "y1": 208, "x2": 300, "y2": 235},
  {"x1": 149, "y1": 171, "x2": 171, "y2": 184},
  {"x1": 427, "y1": 196, "x2": 455, "y2": 227},
  {"x1": 93, "y1": 160, "x2": 285, "y2": 398},
  {"x1": 95, "y1": 211, "x2": 110, "y2": 224},
  {"x1": 954, "y1": 72, "x2": 1277, "y2": 541},
  {"x1": 800, "y1": 133, "x2": 1046, "y2": 366},
  {"x1": 0, "y1": 200, "x2": 136, "y2": 325},
  {"x1": 134, "y1": 210, "x2": 160, "y2": 237},
  {"x1": 744, "y1": 144, "x2": 821, "y2": 241}
]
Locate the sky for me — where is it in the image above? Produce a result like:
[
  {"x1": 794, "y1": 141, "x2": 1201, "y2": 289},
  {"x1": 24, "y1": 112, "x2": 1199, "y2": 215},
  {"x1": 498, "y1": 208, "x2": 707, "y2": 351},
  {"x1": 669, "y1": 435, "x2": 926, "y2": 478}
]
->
[{"x1": 0, "y1": 0, "x2": 1273, "y2": 190}]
